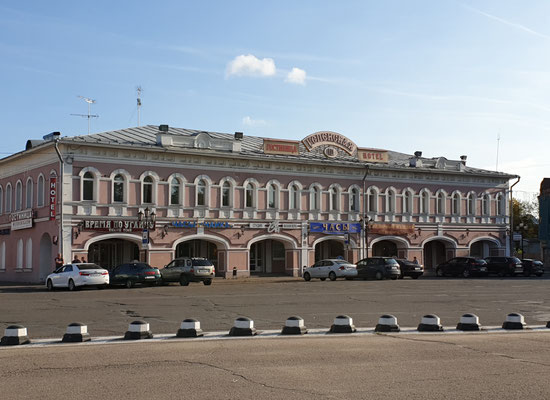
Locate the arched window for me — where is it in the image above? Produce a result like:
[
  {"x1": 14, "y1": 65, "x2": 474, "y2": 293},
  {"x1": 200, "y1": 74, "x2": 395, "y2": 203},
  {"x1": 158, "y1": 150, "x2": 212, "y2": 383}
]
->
[
  {"x1": 83, "y1": 172, "x2": 94, "y2": 201},
  {"x1": 15, "y1": 181, "x2": 22, "y2": 211},
  {"x1": 114, "y1": 174, "x2": 125, "y2": 203},
  {"x1": 403, "y1": 191, "x2": 412, "y2": 214},
  {"x1": 268, "y1": 184, "x2": 277, "y2": 208},
  {"x1": 468, "y1": 193, "x2": 476, "y2": 215},
  {"x1": 222, "y1": 181, "x2": 231, "y2": 207},
  {"x1": 436, "y1": 192, "x2": 445, "y2": 214},
  {"x1": 483, "y1": 194, "x2": 490, "y2": 215},
  {"x1": 245, "y1": 183, "x2": 254, "y2": 208},
  {"x1": 143, "y1": 176, "x2": 153, "y2": 204},
  {"x1": 25, "y1": 238, "x2": 32, "y2": 269},
  {"x1": 367, "y1": 188, "x2": 377, "y2": 212},
  {"x1": 37, "y1": 175, "x2": 45, "y2": 207},
  {"x1": 330, "y1": 187, "x2": 339, "y2": 211},
  {"x1": 452, "y1": 193, "x2": 461, "y2": 215},
  {"x1": 16, "y1": 239, "x2": 23, "y2": 269},
  {"x1": 0, "y1": 186, "x2": 3, "y2": 214},
  {"x1": 350, "y1": 188, "x2": 359, "y2": 212},
  {"x1": 310, "y1": 186, "x2": 321, "y2": 210},
  {"x1": 25, "y1": 178, "x2": 33, "y2": 209},
  {"x1": 170, "y1": 178, "x2": 181, "y2": 205},
  {"x1": 5, "y1": 184, "x2": 12, "y2": 213},
  {"x1": 421, "y1": 190, "x2": 430, "y2": 214},
  {"x1": 197, "y1": 179, "x2": 206, "y2": 206},
  {"x1": 387, "y1": 189, "x2": 395, "y2": 213},
  {"x1": 497, "y1": 193, "x2": 505, "y2": 216},
  {"x1": 289, "y1": 184, "x2": 300, "y2": 209}
]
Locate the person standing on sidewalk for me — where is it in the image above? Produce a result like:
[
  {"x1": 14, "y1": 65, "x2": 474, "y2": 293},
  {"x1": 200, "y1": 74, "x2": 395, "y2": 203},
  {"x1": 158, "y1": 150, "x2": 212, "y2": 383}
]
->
[{"x1": 54, "y1": 253, "x2": 64, "y2": 271}]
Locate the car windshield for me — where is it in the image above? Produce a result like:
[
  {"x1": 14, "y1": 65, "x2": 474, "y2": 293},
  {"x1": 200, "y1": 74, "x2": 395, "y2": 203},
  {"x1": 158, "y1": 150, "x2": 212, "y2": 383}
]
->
[
  {"x1": 474, "y1": 259, "x2": 487, "y2": 264},
  {"x1": 77, "y1": 263, "x2": 102, "y2": 270},
  {"x1": 192, "y1": 260, "x2": 213, "y2": 266},
  {"x1": 384, "y1": 258, "x2": 397, "y2": 264}
]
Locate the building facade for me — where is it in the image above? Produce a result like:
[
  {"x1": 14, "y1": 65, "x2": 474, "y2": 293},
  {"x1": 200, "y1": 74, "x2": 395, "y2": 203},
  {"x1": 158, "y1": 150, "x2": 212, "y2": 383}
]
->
[{"x1": 0, "y1": 125, "x2": 516, "y2": 283}]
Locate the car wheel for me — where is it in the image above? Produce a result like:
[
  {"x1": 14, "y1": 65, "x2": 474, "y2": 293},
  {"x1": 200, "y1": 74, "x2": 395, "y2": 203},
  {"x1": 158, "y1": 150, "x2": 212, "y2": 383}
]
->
[
  {"x1": 125, "y1": 279, "x2": 134, "y2": 289},
  {"x1": 47, "y1": 279, "x2": 54, "y2": 291},
  {"x1": 390, "y1": 276, "x2": 397, "y2": 280},
  {"x1": 320, "y1": 277, "x2": 326, "y2": 281},
  {"x1": 412, "y1": 275, "x2": 420, "y2": 279},
  {"x1": 375, "y1": 271, "x2": 383, "y2": 280},
  {"x1": 329, "y1": 271, "x2": 337, "y2": 281},
  {"x1": 68, "y1": 279, "x2": 76, "y2": 291},
  {"x1": 97, "y1": 285, "x2": 106, "y2": 290},
  {"x1": 303, "y1": 272, "x2": 311, "y2": 282},
  {"x1": 179, "y1": 275, "x2": 189, "y2": 286},
  {"x1": 436, "y1": 268, "x2": 444, "y2": 277},
  {"x1": 498, "y1": 270, "x2": 506, "y2": 278},
  {"x1": 203, "y1": 279, "x2": 212, "y2": 286},
  {"x1": 398, "y1": 274, "x2": 404, "y2": 279},
  {"x1": 462, "y1": 269, "x2": 470, "y2": 278}
]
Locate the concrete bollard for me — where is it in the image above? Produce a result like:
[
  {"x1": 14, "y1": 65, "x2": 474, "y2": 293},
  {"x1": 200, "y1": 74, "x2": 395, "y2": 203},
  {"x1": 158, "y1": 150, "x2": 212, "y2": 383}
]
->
[
  {"x1": 375, "y1": 314, "x2": 400, "y2": 332},
  {"x1": 417, "y1": 314, "x2": 444, "y2": 332},
  {"x1": 281, "y1": 316, "x2": 307, "y2": 335},
  {"x1": 1, "y1": 325, "x2": 30, "y2": 346},
  {"x1": 177, "y1": 318, "x2": 203, "y2": 338},
  {"x1": 329, "y1": 315, "x2": 356, "y2": 334},
  {"x1": 229, "y1": 317, "x2": 257, "y2": 336},
  {"x1": 62, "y1": 322, "x2": 91, "y2": 342},
  {"x1": 456, "y1": 313, "x2": 481, "y2": 331},
  {"x1": 124, "y1": 320, "x2": 153, "y2": 340},
  {"x1": 502, "y1": 313, "x2": 526, "y2": 330}
]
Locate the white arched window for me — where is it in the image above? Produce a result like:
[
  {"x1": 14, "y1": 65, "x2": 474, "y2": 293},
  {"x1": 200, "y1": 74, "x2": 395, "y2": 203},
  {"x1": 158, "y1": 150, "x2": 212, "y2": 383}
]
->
[
  {"x1": 0, "y1": 242, "x2": 5, "y2": 270},
  {"x1": 367, "y1": 187, "x2": 378, "y2": 212},
  {"x1": 25, "y1": 238, "x2": 32, "y2": 269},
  {"x1": 197, "y1": 179, "x2": 207, "y2": 206},
  {"x1": 0, "y1": 186, "x2": 3, "y2": 214},
  {"x1": 142, "y1": 176, "x2": 154, "y2": 204},
  {"x1": 289, "y1": 184, "x2": 300, "y2": 210},
  {"x1": 16, "y1": 239, "x2": 23, "y2": 269},
  {"x1": 15, "y1": 181, "x2": 22, "y2": 211},
  {"x1": 350, "y1": 187, "x2": 360, "y2": 212},
  {"x1": 37, "y1": 175, "x2": 45, "y2": 207},
  {"x1": 483, "y1": 194, "x2": 491, "y2": 215},
  {"x1": 25, "y1": 178, "x2": 33, "y2": 209},
  {"x1": 82, "y1": 172, "x2": 94, "y2": 201},
  {"x1": 113, "y1": 174, "x2": 125, "y2": 203},
  {"x1": 170, "y1": 178, "x2": 181, "y2": 205},
  {"x1": 420, "y1": 190, "x2": 430, "y2": 214},
  {"x1": 497, "y1": 193, "x2": 505, "y2": 216},
  {"x1": 221, "y1": 181, "x2": 231, "y2": 207},
  {"x1": 5, "y1": 184, "x2": 12, "y2": 213},
  {"x1": 452, "y1": 193, "x2": 461, "y2": 215},
  {"x1": 468, "y1": 193, "x2": 476, "y2": 215},
  {"x1": 386, "y1": 189, "x2": 396, "y2": 213},
  {"x1": 310, "y1": 185, "x2": 321, "y2": 210},
  {"x1": 436, "y1": 192, "x2": 445, "y2": 214},
  {"x1": 268, "y1": 184, "x2": 277, "y2": 208},
  {"x1": 245, "y1": 183, "x2": 254, "y2": 208},
  {"x1": 403, "y1": 190, "x2": 412, "y2": 214},
  {"x1": 330, "y1": 186, "x2": 340, "y2": 211}
]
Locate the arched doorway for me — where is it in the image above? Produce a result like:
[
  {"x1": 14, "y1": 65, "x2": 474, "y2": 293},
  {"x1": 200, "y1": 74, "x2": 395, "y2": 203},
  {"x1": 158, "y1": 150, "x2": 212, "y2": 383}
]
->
[
  {"x1": 470, "y1": 239, "x2": 500, "y2": 258},
  {"x1": 250, "y1": 239, "x2": 286, "y2": 274},
  {"x1": 39, "y1": 233, "x2": 52, "y2": 282},
  {"x1": 423, "y1": 239, "x2": 453, "y2": 270},
  {"x1": 315, "y1": 239, "x2": 344, "y2": 261},
  {"x1": 372, "y1": 240, "x2": 398, "y2": 257},
  {"x1": 88, "y1": 239, "x2": 139, "y2": 270},
  {"x1": 176, "y1": 239, "x2": 218, "y2": 269}
]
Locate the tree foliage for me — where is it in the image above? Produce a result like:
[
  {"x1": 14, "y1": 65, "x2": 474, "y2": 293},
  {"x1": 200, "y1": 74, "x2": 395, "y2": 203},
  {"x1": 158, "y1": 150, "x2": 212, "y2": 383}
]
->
[{"x1": 512, "y1": 198, "x2": 538, "y2": 238}]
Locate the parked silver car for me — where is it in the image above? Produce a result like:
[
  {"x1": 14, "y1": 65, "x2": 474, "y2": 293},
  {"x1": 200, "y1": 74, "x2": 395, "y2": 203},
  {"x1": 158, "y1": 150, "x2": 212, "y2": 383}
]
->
[{"x1": 303, "y1": 259, "x2": 357, "y2": 281}]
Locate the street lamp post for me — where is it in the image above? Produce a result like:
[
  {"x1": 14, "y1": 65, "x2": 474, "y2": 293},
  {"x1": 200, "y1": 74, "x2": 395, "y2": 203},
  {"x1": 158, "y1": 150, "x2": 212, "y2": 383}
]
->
[
  {"x1": 137, "y1": 207, "x2": 156, "y2": 263},
  {"x1": 516, "y1": 222, "x2": 525, "y2": 258}
]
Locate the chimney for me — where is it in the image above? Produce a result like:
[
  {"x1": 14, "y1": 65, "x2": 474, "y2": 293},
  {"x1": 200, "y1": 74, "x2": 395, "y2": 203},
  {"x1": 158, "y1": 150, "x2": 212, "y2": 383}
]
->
[
  {"x1": 460, "y1": 155, "x2": 467, "y2": 165},
  {"x1": 159, "y1": 124, "x2": 169, "y2": 132},
  {"x1": 42, "y1": 131, "x2": 61, "y2": 141},
  {"x1": 414, "y1": 151, "x2": 422, "y2": 157},
  {"x1": 234, "y1": 131, "x2": 243, "y2": 140}
]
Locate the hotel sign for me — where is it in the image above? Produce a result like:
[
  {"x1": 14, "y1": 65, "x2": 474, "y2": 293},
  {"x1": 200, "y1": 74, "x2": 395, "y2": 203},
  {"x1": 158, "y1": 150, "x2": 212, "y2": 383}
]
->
[
  {"x1": 10, "y1": 210, "x2": 34, "y2": 231},
  {"x1": 310, "y1": 222, "x2": 361, "y2": 235},
  {"x1": 83, "y1": 219, "x2": 155, "y2": 232},
  {"x1": 263, "y1": 139, "x2": 300, "y2": 156},
  {"x1": 357, "y1": 148, "x2": 389, "y2": 164},
  {"x1": 49, "y1": 176, "x2": 57, "y2": 220},
  {"x1": 302, "y1": 131, "x2": 357, "y2": 156}
]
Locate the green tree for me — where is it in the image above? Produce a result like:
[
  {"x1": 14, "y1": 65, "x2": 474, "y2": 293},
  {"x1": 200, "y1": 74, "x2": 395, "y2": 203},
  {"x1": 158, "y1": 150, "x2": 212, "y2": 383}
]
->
[{"x1": 512, "y1": 198, "x2": 538, "y2": 239}]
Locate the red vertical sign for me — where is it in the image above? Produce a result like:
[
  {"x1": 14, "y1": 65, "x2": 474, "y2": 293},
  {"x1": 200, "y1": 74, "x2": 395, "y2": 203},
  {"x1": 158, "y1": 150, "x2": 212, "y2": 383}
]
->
[{"x1": 49, "y1": 177, "x2": 57, "y2": 220}]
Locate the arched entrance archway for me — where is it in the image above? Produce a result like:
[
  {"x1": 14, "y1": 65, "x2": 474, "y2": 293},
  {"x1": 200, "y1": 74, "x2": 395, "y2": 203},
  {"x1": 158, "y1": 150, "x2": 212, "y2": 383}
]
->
[
  {"x1": 423, "y1": 238, "x2": 456, "y2": 270},
  {"x1": 39, "y1": 233, "x2": 52, "y2": 282},
  {"x1": 470, "y1": 238, "x2": 501, "y2": 258},
  {"x1": 372, "y1": 240, "x2": 397, "y2": 257},
  {"x1": 315, "y1": 239, "x2": 344, "y2": 261},
  {"x1": 88, "y1": 239, "x2": 139, "y2": 270},
  {"x1": 176, "y1": 239, "x2": 217, "y2": 263},
  {"x1": 249, "y1": 239, "x2": 286, "y2": 274}
]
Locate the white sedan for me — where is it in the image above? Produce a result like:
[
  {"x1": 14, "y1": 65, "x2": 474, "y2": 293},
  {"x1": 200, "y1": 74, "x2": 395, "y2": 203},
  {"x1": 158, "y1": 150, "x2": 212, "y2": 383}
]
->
[
  {"x1": 46, "y1": 263, "x2": 109, "y2": 291},
  {"x1": 303, "y1": 259, "x2": 357, "y2": 281}
]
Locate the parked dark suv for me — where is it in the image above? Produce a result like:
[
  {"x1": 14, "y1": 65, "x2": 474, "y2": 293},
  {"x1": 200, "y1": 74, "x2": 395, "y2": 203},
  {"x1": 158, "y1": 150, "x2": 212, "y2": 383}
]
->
[
  {"x1": 109, "y1": 262, "x2": 161, "y2": 288},
  {"x1": 355, "y1": 257, "x2": 400, "y2": 280},
  {"x1": 160, "y1": 257, "x2": 215, "y2": 286},
  {"x1": 396, "y1": 259, "x2": 424, "y2": 279},
  {"x1": 436, "y1": 257, "x2": 488, "y2": 278},
  {"x1": 484, "y1": 256, "x2": 523, "y2": 277},
  {"x1": 521, "y1": 259, "x2": 544, "y2": 277}
]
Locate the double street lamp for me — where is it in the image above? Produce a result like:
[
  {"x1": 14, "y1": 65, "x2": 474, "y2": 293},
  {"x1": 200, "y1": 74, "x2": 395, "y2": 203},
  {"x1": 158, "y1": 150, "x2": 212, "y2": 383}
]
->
[{"x1": 137, "y1": 207, "x2": 156, "y2": 263}]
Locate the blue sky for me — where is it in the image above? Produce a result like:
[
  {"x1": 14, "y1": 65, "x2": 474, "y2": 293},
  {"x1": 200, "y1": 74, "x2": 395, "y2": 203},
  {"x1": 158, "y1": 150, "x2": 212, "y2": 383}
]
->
[{"x1": 1, "y1": 0, "x2": 549, "y2": 198}]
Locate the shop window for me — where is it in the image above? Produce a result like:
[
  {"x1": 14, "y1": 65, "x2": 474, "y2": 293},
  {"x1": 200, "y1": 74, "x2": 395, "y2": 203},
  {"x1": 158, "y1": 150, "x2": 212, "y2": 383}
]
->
[
  {"x1": 37, "y1": 175, "x2": 45, "y2": 207},
  {"x1": 25, "y1": 178, "x2": 33, "y2": 209}
]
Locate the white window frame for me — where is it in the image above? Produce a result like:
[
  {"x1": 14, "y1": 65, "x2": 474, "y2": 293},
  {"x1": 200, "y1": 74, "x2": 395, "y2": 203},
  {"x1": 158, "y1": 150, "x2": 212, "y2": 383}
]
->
[
  {"x1": 452, "y1": 192, "x2": 461, "y2": 215},
  {"x1": 309, "y1": 184, "x2": 322, "y2": 211},
  {"x1": 420, "y1": 189, "x2": 431, "y2": 214},
  {"x1": 25, "y1": 177, "x2": 33, "y2": 209},
  {"x1": 194, "y1": 175, "x2": 212, "y2": 208},
  {"x1": 15, "y1": 180, "x2": 22, "y2": 211},
  {"x1": 37, "y1": 174, "x2": 45, "y2": 207},
  {"x1": 402, "y1": 189, "x2": 413, "y2": 214},
  {"x1": 367, "y1": 186, "x2": 379, "y2": 213},
  {"x1": 79, "y1": 167, "x2": 100, "y2": 202},
  {"x1": 467, "y1": 192, "x2": 476, "y2": 216},
  {"x1": 5, "y1": 183, "x2": 12, "y2": 213},
  {"x1": 349, "y1": 186, "x2": 360, "y2": 212}
]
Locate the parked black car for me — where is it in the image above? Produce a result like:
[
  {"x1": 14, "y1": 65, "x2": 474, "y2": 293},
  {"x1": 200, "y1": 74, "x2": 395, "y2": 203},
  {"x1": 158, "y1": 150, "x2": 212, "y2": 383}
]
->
[
  {"x1": 484, "y1": 256, "x2": 523, "y2": 277},
  {"x1": 521, "y1": 259, "x2": 544, "y2": 277},
  {"x1": 355, "y1": 257, "x2": 400, "y2": 280},
  {"x1": 109, "y1": 262, "x2": 161, "y2": 288},
  {"x1": 396, "y1": 259, "x2": 424, "y2": 279},
  {"x1": 435, "y1": 257, "x2": 488, "y2": 278}
]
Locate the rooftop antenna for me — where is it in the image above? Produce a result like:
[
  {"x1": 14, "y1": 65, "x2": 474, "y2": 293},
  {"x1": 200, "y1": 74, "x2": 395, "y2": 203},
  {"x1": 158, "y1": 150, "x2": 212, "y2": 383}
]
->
[
  {"x1": 136, "y1": 86, "x2": 142, "y2": 126},
  {"x1": 495, "y1": 132, "x2": 500, "y2": 171},
  {"x1": 71, "y1": 96, "x2": 99, "y2": 134}
]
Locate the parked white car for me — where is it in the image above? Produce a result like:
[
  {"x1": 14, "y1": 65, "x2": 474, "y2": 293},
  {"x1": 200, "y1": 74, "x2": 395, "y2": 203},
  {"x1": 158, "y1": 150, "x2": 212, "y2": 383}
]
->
[
  {"x1": 46, "y1": 263, "x2": 109, "y2": 291},
  {"x1": 303, "y1": 259, "x2": 357, "y2": 281}
]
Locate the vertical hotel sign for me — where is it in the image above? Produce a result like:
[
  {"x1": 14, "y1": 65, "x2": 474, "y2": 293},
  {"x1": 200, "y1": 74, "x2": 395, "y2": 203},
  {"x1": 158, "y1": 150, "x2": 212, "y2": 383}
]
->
[{"x1": 49, "y1": 175, "x2": 57, "y2": 220}]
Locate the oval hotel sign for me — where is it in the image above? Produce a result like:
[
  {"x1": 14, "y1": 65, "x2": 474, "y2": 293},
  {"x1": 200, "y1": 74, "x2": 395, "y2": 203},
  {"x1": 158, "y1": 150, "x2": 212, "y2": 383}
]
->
[{"x1": 302, "y1": 131, "x2": 357, "y2": 156}]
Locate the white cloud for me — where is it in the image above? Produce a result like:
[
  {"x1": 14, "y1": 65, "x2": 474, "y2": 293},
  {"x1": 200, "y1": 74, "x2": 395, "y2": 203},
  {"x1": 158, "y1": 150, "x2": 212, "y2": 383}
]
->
[
  {"x1": 226, "y1": 54, "x2": 276, "y2": 78},
  {"x1": 242, "y1": 116, "x2": 267, "y2": 127},
  {"x1": 285, "y1": 67, "x2": 307, "y2": 85}
]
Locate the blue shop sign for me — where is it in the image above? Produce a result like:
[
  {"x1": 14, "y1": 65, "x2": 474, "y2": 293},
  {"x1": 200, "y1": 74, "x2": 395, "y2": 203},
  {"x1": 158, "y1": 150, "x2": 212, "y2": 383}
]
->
[
  {"x1": 171, "y1": 221, "x2": 233, "y2": 229},
  {"x1": 310, "y1": 222, "x2": 361, "y2": 234}
]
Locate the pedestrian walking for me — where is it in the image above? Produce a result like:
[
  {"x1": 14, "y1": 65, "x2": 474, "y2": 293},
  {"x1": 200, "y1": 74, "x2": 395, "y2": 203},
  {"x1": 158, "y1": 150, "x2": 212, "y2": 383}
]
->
[{"x1": 54, "y1": 253, "x2": 64, "y2": 271}]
